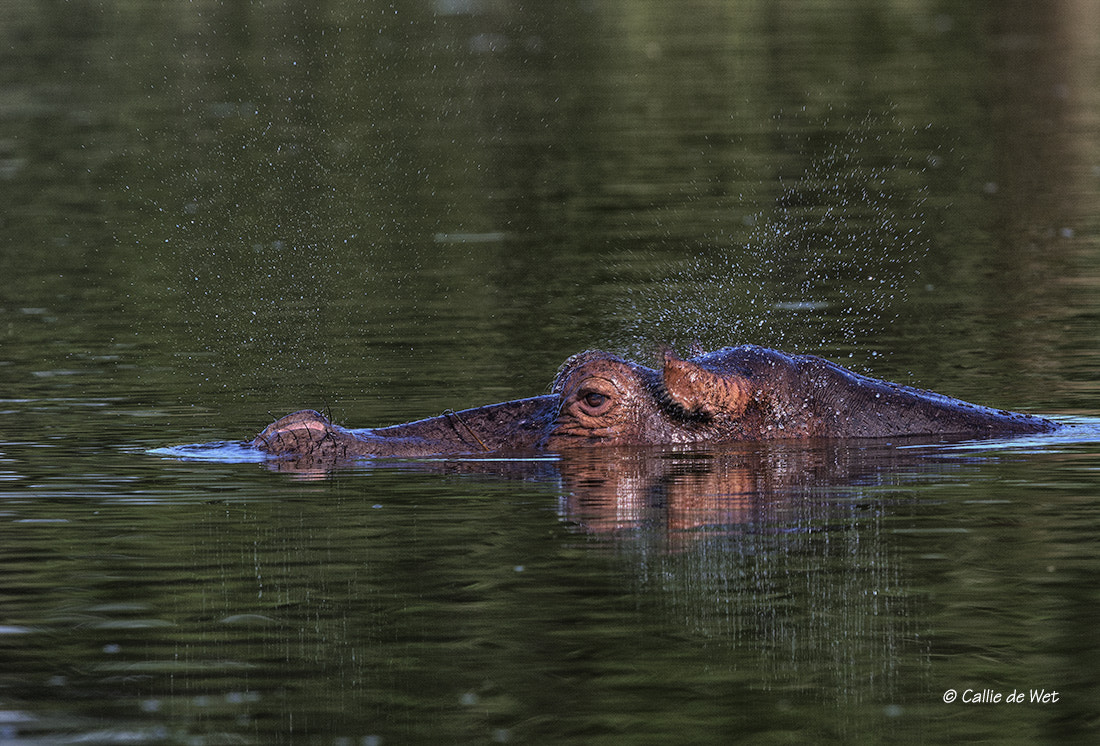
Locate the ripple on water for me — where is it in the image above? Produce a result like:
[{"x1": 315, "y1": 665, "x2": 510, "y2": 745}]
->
[
  {"x1": 911, "y1": 417, "x2": 1100, "y2": 454},
  {"x1": 148, "y1": 441, "x2": 268, "y2": 463}
]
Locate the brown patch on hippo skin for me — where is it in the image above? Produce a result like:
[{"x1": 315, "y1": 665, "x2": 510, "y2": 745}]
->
[
  {"x1": 547, "y1": 353, "x2": 645, "y2": 445},
  {"x1": 551, "y1": 350, "x2": 629, "y2": 394},
  {"x1": 252, "y1": 409, "x2": 351, "y2": 459},
  {"x1": 660, "y1": 350, "x2": 752, "y2": 420}
]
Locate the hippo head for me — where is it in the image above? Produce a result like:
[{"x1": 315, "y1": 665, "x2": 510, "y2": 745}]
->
[
  {"x1": 544, "y1": 349, "x2": 754, "y2": 448},
  {"x1": 248, "y1": 343, "x2": 1057, "y2": 465}
]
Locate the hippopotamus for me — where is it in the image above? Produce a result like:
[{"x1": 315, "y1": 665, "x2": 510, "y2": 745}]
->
[{"x1": 251, "y1": 345, "x2": 1057, "y2": 462}]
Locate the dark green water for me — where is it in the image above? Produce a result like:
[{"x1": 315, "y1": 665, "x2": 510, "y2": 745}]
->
[{"x1": 3, "y1": 1, "x2": 1100, "y2": 743}]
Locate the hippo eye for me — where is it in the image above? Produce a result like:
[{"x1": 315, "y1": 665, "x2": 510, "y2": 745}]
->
[
  {"x1": 583, "y1": 391, "x2": 609, "y2": 409},
  {"x1": 566, "y1": 378, "x2": 619, "y2": 419}
]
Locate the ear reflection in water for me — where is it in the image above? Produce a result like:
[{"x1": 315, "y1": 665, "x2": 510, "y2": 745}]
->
[{"x1": 552, "y1": 440, "x2": 935, "y2": 545}]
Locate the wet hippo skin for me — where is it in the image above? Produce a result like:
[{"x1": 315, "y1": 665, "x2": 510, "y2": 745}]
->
[{"x1": 252, "y1": 345, "x2": 1058, "y2": 461}]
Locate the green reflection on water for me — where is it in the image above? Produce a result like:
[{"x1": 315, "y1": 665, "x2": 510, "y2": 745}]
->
[
  {"x1": 4, "y1": 438, "x2": 1099, "y2": 743},
  {"x1": 3, "y1": 0, "x2": 1096, "y2": 422}
]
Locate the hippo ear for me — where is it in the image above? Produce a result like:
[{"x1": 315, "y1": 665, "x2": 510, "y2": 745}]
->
[{"x1": 660, "y1": 350, "x2": 751, "y2": 419}]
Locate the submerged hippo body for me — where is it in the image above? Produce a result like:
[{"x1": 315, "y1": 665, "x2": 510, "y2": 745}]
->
[{"x1": 252, "y1": 345, "x2": 1057, "y2": 460}]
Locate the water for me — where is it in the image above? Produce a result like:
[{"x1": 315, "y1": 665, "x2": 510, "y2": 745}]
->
[
  {"x1": 8, "y1": 432, "x2": 1100, "y2": 743},
  {"x1": 3, "y1": 1, "x2": 1100, "y2": 743}
]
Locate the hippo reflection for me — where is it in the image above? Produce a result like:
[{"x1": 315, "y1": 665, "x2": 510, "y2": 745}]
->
[
  {"x1": 553, "y1": 441, "x2": 933, "y2": 545},
  {"x1": 253, "y1": 345, "x2": 1056, "y2": 463}
]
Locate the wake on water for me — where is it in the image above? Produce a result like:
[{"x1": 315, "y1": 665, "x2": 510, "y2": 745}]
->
[{"x1": 149, "y1": 417, "x2": 1100, "y2": 466}]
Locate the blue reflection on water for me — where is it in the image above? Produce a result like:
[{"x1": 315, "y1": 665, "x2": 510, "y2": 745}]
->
[
  {"x1": 149, "y1": 442, "x2": 564, "y2": 466},
  {"x1": 907, "y1": 417, "x2": 1100, "y2": 454},
  {"x1": 148, "y1": 442, "x2": 267, "y2": 463}
]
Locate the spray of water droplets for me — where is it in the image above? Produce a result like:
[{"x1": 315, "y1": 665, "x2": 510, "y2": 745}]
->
[{"x1": 617, "y1": 113, "x2": 930, "y2": 364}]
